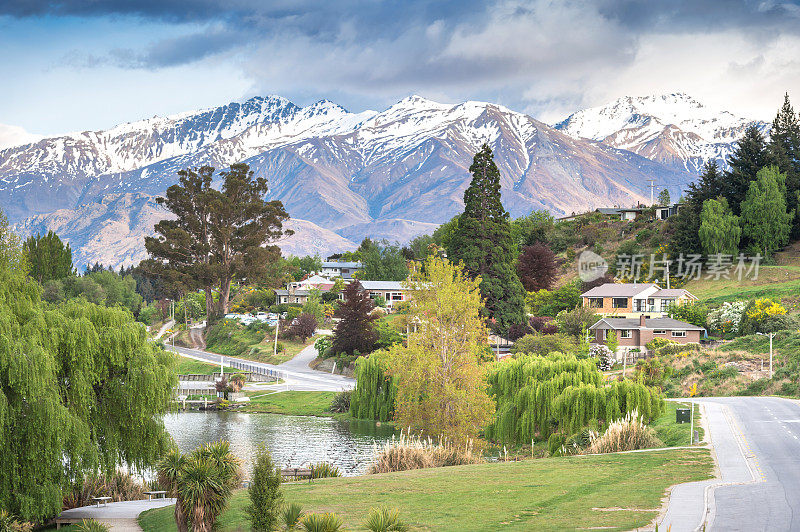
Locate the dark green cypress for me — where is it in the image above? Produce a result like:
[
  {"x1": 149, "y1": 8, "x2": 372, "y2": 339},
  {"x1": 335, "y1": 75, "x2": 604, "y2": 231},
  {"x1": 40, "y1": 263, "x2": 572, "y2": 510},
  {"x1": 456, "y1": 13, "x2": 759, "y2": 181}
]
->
[
  {"x1": 767, "y1": 93, "x2": 800, "y2": 237},
  {"x1": 724, "y1": 124, "x2": 770, "y2": 214},
  {"x1": 447, "y1": 144, "x2": 525, "y2": 333}
]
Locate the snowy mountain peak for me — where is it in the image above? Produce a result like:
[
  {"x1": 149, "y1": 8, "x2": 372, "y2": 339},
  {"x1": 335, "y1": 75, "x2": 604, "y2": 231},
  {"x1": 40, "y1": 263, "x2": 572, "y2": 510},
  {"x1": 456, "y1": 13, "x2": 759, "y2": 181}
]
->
[{"x1": 555, "y1": 92, "x2": 769, "y2": 174}]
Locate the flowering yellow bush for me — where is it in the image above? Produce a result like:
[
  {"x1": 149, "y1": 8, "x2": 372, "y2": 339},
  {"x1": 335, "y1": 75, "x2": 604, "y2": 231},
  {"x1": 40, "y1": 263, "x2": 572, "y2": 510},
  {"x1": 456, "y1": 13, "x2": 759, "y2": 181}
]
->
[{"x1": 746, "y1": 298, "x2": 786, "y2": 322}]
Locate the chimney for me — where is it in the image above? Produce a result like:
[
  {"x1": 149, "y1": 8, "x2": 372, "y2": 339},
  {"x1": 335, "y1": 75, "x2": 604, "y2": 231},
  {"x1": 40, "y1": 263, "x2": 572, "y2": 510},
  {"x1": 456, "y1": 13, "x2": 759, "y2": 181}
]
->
[{"x1": 639, "y1": 314, "x2": 646, "y2": 327}]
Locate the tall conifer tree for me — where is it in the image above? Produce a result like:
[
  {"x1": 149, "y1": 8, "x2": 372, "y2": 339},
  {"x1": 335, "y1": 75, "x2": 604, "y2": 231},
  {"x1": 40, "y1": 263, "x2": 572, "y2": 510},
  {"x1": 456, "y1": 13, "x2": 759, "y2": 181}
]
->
[
  {"x1": 447, "y1": 144, "x2": 525, "y2": 333},
  {"x1": 724, "y1": 125, "x2": 770, "y2": 214},
  {"x1": 768, "y1": 93, "x2": 800, "y2": 236}
]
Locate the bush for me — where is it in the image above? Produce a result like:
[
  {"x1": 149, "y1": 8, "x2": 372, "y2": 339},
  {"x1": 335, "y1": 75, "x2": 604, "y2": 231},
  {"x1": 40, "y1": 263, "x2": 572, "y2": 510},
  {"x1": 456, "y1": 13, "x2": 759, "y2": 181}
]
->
[
  {"x1": 330, "y1": 390, "x2": 351, "y2": 413},
  {"x1": 245, "y1": 445, "x2": 283, "y2": 532},
  {"x1": 309, "y1": 462, "x2": 341, "y2": 479},
  {"x1": 589, "y1": 344, "x2": 614, "y2": 371},
  {"x1": 529, "y1": 316, "x2": 557, "y2": 334},
  {"x1": 0, "y1": 511, "x2": 33, "y2": 532},
  {"x1": 74, "y1": 520, "x2": 110, "y2": 532},
  {"x1": 511, "y1": 332, "x2": 579, "y2": 356},
  {"x1": 301, "y1": 512, "x2": 344, "y2": 532},
  {"x1": 507, "y1": 322, "x2": 532, "y2": 341},
  {"x1": 375, "y1": 319, "x2": 404, "y2": 350},
  {"x1": 668, "y1": 302, "x2": 709, "y2": 328},
  {"x1": 367, "y1": 432, "x2": 482, "y2": 474},
  {"x1": 645, "y1": 337, "x2": 675, "y2": 352},
  {"x1": 363, "y1": 507, "x2": 409, "y2": 532},
  {"x1": 585, "y1": 411, "x2": 662, "y2": 453},
  {"x1": 547, "y1": 433, "x2": 566, "y2": 456},
  {"x1": 554, "y1": 307, "x2": 599, "y2": 338},
  {"x1": 282, "y1": 503, "x2": 304, "y2": 530},
  {"x1": 63, "y1": 472, "x2": 146, "y2": 510}
]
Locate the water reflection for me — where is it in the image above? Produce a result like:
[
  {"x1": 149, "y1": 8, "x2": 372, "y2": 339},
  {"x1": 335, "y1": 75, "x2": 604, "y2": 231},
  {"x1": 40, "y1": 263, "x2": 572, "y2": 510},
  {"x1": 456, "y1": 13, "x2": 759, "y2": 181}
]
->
[{"x1": 164, "y1": 412, "x2": 397, "y2": 477}]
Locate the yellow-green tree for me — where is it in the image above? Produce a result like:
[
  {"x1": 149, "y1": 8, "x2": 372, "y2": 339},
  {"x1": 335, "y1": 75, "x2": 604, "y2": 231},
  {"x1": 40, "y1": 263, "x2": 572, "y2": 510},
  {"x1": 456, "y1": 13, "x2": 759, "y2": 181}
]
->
[{"x1": 386, "y1": 256, "x2": 494, "y2": 445}]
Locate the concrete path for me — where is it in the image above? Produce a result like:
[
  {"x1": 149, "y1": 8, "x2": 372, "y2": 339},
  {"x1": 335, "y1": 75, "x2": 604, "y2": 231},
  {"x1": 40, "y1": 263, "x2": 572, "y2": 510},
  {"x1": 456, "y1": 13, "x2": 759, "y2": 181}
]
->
[
  {"x1": 152, "y1": 319, "x2": 175, "y2": 341},
  {"x1": 659, "y1": 397, "x2": 800, "y2": 531},
  {"x1": 56, "y1": 499, "x2": 175, "y2": 531}
]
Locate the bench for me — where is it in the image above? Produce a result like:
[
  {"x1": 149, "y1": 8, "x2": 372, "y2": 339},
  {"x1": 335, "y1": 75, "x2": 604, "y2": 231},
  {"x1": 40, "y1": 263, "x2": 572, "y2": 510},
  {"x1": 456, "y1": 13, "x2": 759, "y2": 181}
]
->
[
  {"x1": 91, "y1": 496, "x2": 112, "y2": 507},
  {"x1": 280, "y1": 467, "x2": 313, "y2": 482},
  {"x1": 144, "y1": 490, "x2": 167, "y2": 500}
]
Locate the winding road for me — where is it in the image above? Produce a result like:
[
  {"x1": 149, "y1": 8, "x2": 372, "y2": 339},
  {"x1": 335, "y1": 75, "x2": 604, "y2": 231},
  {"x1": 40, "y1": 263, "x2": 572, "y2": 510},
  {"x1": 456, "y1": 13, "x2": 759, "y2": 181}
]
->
[
  {"x1": 167, "y1": 335, "x2": 355, "y2": 392},
  {"x1": 661, "y1": 396, "x2": 800, "y2": 531}
]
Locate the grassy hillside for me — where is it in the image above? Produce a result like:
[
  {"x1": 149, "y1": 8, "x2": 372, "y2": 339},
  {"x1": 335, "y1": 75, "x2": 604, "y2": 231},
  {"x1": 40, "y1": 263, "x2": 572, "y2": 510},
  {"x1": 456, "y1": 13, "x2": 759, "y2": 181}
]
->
[{"x1": 140, "y1": 448, "x2": 713, "y2": 531}]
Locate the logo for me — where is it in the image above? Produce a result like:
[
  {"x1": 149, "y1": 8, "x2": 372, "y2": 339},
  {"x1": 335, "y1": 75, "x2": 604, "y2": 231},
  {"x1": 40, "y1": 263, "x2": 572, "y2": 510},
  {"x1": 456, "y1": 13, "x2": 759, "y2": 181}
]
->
[{"x1": 578, "y1": 250, "x2": 608, "y2": 282}]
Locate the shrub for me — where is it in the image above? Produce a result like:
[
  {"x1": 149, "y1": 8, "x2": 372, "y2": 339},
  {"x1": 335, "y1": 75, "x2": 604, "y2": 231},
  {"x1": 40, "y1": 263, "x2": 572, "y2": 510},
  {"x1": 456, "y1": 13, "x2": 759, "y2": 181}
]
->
[
  {"x1": 74, "y1": 520, "x2": 110, "y2": 532},
  {"x1": 585, "y1": 411, "x2": 662, "y2": 453},
  {"x1": 668, "y1": 302, "x2": 709, "y2": 328},
  {"x1": 645, "y1": 337, "x2": 675, "y2": 352},
  {"x1": 329, "y1": 390, "x2": 351, "y2": 413},
  {"x1": 367, "y1": 431, "x2": 482, "y2": 474},
  {"x1": 63, "y1": 472, "x2": 146, "y2": 510},
  {"x1": 554, "y1": 307, "x2": 599, "y2": 338},
  {"x1": 547, "y1": 433, "x2": 566, "y2": 456},
  {"x1": 741, "y1": 378, "x2": 770, "y2": 396},
  {"x1": 707, "y1": 301, "x2": 747, "y2": 335},
  {"x1": 0, "y1": 511, "x2": 33, "y2": 532},
  {"x1": 529, "y1": 316, "x2": 557, "y2": 334},
  {"x1": 511, "y1": 332, "x2": 579, "y2": 356},
  {"x1": 245, "y1": 445, "x2": 283, "y2": 532},
  {"x1": 363, "y1": 507, "x2": 410, "y2": 532},
  {"x1": 282, "y1": 503, "x2": 304, "y2": 530},
  {"x1": 301, "y1": 512, "x2": 343, "y2": 532},
  {"x1": 375, "y1": 319, "x2": 404, "y2": 350},
  {"x1": 507, "y1": 322, "x2": 532, "y2": 341},
  {"x1": 589, "y1": 344, "x2": 614, "y2": 371},
  {"x1": 309, "y1": 462, "x2": 341, "y2": 479}
]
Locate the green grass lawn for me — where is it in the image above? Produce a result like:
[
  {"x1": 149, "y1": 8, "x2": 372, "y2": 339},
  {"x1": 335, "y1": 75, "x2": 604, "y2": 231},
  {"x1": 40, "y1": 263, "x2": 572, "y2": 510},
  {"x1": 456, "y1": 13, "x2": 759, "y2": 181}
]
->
[
  {"x1": 139, "y1": 448, "x2": 713, "y2": 531},
  {"x1": 684, "y1": 263, "x2": 800, "y2": 305},
  {"x1": 652, "y1": 401, "x2": 704, "y2": 447},
  {"x1": 175, "y1": 355, "x2": 243, "y2": 375},
  {"x1": 240, "y1": 390, "x2": 337, "y2": 416},
  {"x1": 204, "y1": 320, "x2": 319, "y2": 365}
]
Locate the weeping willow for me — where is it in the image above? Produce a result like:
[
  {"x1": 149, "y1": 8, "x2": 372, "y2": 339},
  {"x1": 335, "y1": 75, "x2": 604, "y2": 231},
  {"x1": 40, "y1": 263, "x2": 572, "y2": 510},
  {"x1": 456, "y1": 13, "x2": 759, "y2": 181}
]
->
[
  {"x1": 0, "y1": 265, "x2": 177, "y2": 522},
  {"x1": 349, "y1": 352, "x2": 396, "y2": 422},
  {"x1": 485, "y1": 353, "x2": 664, "y2": 444}
]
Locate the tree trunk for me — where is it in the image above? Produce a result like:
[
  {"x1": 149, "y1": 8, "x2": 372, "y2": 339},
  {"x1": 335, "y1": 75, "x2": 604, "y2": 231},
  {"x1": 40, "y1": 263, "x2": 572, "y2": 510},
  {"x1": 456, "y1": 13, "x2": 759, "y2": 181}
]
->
[
  {"x1": 204, "y1": 285, "x2": 214, "y2": 320},
  {"x1": 217, "y1": 277, "x2": 232, "y2": 316}
]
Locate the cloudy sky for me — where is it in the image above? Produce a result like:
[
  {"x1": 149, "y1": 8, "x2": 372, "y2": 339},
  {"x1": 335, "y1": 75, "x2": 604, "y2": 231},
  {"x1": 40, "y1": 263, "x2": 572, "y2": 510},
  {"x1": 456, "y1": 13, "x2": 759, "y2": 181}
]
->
[{"x1": 1, "y1": 0, "x2": 799, "y2": 143}]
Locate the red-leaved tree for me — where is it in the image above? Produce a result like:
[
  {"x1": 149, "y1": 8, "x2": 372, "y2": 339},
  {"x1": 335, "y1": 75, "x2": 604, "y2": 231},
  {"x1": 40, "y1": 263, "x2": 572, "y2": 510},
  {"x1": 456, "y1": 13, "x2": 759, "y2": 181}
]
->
[
  {"x1": 330, "y1": 281, "x2": 379, "y2": 356},
  {"x1": 516, "y1": 243, "x2": 558, "y2": 292}
]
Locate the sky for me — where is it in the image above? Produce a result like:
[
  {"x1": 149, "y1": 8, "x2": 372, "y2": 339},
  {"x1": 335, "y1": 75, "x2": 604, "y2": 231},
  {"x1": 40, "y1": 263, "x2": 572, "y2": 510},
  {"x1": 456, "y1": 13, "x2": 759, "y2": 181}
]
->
[{"x1": 1, "y1": 0, "x2": 799, "y2": 144}]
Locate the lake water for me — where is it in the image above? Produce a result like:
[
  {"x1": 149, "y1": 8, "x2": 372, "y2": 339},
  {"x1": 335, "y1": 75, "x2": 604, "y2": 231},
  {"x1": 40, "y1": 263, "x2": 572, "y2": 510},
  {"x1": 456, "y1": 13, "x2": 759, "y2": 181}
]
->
[{"x1": 164, "y1": 412, "x2": 397, "y2": 477}]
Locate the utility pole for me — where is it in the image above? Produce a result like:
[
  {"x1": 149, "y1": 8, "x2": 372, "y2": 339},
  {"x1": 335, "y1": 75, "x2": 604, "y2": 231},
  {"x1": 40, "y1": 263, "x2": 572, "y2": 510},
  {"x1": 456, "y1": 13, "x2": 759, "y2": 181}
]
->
[
  {"x1": 689, "y1": 400, "x2": 694, "y2": 445},
  {"x1": 273, "y1": 318, "x2": 280, "y2": 358},
  {"x1": 757, "y1": 332, "x2": 775, "y2": 377},
  {"x1": 646, "y1": 179, "x2": 656, "y2": 206}
]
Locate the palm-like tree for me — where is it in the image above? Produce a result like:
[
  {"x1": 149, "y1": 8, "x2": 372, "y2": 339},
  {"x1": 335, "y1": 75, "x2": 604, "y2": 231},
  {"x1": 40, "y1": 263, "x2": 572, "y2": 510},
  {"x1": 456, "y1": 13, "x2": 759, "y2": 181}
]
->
[
  {"x1": 157, "y1": 448, "x2": 188, "y2": 532},
  {"x1": 156, "y1": 441, "x2": 242, "y2": 532}
]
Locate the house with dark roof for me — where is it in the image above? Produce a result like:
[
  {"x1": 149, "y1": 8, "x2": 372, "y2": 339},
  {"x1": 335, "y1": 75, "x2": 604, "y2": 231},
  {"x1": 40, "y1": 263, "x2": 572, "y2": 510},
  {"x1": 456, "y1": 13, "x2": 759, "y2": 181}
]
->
[
  {"x1": 595, "y1": 207, "x2": 645, "y2": 221},
  {"x1": 320, "y1": 261, "x2": 362, "y2": 279},
  {"x1": 590, "y1": 315, "x2": 705, "y2": 359},
  {"x1": 581, "y1": 283, "x2": 697, "y2": 318}
]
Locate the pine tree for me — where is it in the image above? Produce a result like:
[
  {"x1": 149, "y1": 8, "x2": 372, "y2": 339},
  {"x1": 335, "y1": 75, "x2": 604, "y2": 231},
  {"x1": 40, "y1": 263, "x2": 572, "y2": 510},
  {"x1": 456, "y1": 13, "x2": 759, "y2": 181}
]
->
[
  {"x1": 667, "y1": 161, "x2": 724, "y2": 257},
  {"x1": 657, "y1": 189, "x2": 671, "y2": 206},
  {"x1": 741, "y1": 166, "x2": 793, "y2": 257},
  {"x1": 699, "y1": 197, "x2": 741, "y2": 256},
  {"x1": 447, "y1": 144, "x2": 526, "y2": 333},
  {"x1": 768, "y1": 93, "x2": 800, "y2": 236},
  {"x1": 330, "y1": 280, "x2": 379, "y2": 356},
  {"x1": 724, "y1": 125, "x2": 770, "y2": 214}
]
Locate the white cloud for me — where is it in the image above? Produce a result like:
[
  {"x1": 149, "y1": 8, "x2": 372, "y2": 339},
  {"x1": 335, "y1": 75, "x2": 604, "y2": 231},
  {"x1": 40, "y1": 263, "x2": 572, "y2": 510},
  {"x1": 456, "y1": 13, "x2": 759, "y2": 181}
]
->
[{"x1": 0, "y1": 123, "x2": 41, "y2": 149}]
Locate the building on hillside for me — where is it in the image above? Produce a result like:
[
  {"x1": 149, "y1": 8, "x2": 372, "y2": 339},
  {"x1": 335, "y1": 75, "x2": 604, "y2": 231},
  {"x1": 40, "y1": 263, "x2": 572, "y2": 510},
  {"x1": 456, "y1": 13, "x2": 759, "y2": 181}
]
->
[
  {"x1": 655, "y1": 203, "x2": 683, "y2": 220},
  {"x1": 358, "y1": 280, "x2": 408, "y2": 309},
  {"x1": 589, "y1": 315, "x2": 705, "y2": 360},
  {"x1": 581, "y1": 283, "x2": 697, "y2": 318},
  {"x1": 275, "y1": 275, "x2": 336, "y2": 305},
  {"x1": 320, "y1": 261, "x2": 362, "y2": 279},
  {"x1": 595, "y1": 207, "x2": 644, "y2": 221}
]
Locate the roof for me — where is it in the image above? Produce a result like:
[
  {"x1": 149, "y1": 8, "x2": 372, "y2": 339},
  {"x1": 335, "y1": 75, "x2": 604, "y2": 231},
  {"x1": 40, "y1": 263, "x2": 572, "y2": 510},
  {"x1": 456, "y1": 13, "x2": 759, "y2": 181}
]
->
[
  {"x1": 652, "y1": 288, "x2": 695, "y2": 299},
  {"x1": 322, "y1": 261, "x2": 362, "y2": 269},
  {"x1": 596, "y1": 208, "x2": 623, "y2": 215},
  {"x1": 275, "y1": 289, "x2": 310, "y2": 296},
  {"x1": 589, "y1": 317, "x2": 704, "y2": 331},
  {"x1": 581, "y1": 283, "x2": 658, "y2": 298},
  {"x1": 359, "y1": 280, "x2": 404, "y2": 290}
]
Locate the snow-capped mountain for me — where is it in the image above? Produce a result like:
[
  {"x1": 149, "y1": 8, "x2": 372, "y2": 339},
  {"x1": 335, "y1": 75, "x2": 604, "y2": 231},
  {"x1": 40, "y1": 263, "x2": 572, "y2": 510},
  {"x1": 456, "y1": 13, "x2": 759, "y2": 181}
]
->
[
  {"x1": 4, "y1": 94, "x2": 696, "y2": 267},
  {"x1": 555, "y1": 93, "x2": 769, "y2": 174}
]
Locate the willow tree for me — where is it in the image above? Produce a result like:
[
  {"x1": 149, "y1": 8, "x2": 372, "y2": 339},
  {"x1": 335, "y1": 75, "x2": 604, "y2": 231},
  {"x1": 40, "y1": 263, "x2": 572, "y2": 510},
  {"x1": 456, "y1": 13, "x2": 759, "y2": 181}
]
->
[
  {"x1": 349, "y1": 353, "x2": 396, "y2": 422},
  {"x1": 0, "y1": 216, "x2": 177, "y2": 521},
  {"x1": 386, "y1": 256, "x2": 494, "y2": 445}
]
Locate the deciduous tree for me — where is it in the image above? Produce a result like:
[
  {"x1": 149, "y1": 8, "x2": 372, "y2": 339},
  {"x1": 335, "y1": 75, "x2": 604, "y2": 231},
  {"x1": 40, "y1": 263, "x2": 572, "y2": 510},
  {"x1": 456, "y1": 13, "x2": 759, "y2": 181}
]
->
[
  {"x1": 741, "y1": 166, "x2": 793, "y2": 257},
  {"x1": 699, "y1": 197, "x2": 741, "y2": 256},
  {"x1": 330, "y1": 280, "x2": 378, "y2": 356},
  {"x1": 23, "y1": 230, "x2": 74, "y2": 283},
  {"x1": 386, "y1": 256, "x2": 494, "y2": 445},
  {"x1": 516, "y1": 242, "x2": 558, "y2": 292}
]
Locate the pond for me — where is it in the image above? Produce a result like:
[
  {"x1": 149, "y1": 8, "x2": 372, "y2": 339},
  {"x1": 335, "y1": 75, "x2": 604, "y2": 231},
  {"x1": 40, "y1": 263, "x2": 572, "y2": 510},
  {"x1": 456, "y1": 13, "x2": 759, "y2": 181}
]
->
[{"x1": 164, "y1": 412, "x2": 397, "y2": 477}]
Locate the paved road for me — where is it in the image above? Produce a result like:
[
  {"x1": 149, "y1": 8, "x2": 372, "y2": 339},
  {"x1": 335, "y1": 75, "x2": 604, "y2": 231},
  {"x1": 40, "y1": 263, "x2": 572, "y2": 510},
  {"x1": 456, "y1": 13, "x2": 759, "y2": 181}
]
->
[
  {"x1": 661, "y1": 397, "x2": 800, "y2": 531},
  {"x1": 168, "y1": 341, "x2": 354, "y2": 392}
]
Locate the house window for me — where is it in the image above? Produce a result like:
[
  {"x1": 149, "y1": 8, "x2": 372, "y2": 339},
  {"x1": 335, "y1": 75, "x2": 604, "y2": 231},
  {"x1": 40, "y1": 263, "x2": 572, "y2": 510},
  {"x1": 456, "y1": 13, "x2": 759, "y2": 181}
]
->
[
  {"x1": 612, "y1": 297, "x2": 627, "y2": 309},
  {"x1": 653, "y1": 330, "x2": 666, "y2": 335},
  {"x1": 661, "y1": 299, "x2": 674, "y2": 311},
  {"x1": 588, "y1": 297, "x2": 603, "y2": 308},
  {"x1": 672, "y1": 330, "x2": 686, "y2": 338},
  {"x1": 620, "y1": 330, "x2": 632, "y2": 339},
  {"x1": 391, "y1": 292, "x2": 403, "y2": 301}
]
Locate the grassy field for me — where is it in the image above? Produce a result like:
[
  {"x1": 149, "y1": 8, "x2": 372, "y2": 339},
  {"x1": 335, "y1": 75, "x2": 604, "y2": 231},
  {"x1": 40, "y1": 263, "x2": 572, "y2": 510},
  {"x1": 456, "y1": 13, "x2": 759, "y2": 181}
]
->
[
  {"x1": 683, "y1": 263, "x2": 800, "y2": 305},
  {"x1": 204, "y1": 319, "x2": 319, "y2": 365},
  {"x1": 240, "y1": 390, "x2": 337, "y2": 416},
  {"x1": 175, "y1": 355, "x2": 243, "y2": 375},
  {"x1": 652, "y1": 401, "x2": 704, "y2": 446},
  {"x1": 139, "y1": 448, "x2": 713, "y2": 531}
]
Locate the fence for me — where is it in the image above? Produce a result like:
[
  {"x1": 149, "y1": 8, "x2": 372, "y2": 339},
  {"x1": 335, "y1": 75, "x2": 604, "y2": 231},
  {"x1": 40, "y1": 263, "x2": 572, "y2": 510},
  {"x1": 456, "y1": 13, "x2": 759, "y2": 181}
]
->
[{"x1": 227, "y1": 359, "x2": 283, "y2": 382}]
